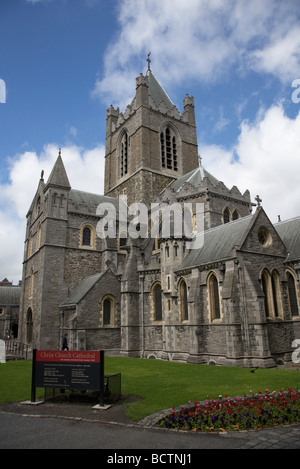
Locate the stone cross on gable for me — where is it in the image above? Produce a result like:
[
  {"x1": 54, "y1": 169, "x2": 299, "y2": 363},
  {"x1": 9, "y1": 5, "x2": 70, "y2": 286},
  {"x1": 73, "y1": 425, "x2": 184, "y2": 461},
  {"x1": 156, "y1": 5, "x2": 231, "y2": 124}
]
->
[
  {"x1": 147, "y1": 52, "x2": 151, "y2": 71},
  {"x1": 255, "y1": 195, "x2": 262, "y2": 207}
]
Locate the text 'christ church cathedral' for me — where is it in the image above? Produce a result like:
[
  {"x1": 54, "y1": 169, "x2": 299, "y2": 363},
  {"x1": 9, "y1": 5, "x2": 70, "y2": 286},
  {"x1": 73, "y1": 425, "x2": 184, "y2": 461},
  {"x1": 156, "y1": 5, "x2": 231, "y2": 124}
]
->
[{"x1": 18, "y1": 62, "x2": 300, "y2": 367}]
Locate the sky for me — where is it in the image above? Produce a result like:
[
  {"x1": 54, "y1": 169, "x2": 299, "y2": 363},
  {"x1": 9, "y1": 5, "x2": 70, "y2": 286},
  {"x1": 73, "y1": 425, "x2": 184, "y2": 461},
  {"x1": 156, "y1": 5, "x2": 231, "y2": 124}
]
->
[{"x1": 0, "y1": 0, "x2": 300, "y2": 283}]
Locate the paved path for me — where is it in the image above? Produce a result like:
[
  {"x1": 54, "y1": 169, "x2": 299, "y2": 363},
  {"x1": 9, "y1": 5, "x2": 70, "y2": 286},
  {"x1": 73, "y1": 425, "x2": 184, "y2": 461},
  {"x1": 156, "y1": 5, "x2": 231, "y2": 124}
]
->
[{"x1": 1, "y1": 401, "x2": 300, "y2": 450}]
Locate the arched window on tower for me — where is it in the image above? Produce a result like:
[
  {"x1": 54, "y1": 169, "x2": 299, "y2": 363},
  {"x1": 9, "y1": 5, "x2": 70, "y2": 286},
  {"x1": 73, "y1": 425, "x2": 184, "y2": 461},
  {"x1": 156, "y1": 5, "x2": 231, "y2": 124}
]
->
[
  {"x1": 160, "y1": 126, "x2": 178, "y2": 171},
  {"x1": 26, "y1": 308, "x2": 33, "y2": 344},
  {"x1": 80, "y1": 224, "x2": 95, "y2": 249},
  {"x1": 82, "y1": 227, "x2": 91, "y2": 246},
  {"x1": 120, "y1": 132, "x2": 129, "y2": 177}
]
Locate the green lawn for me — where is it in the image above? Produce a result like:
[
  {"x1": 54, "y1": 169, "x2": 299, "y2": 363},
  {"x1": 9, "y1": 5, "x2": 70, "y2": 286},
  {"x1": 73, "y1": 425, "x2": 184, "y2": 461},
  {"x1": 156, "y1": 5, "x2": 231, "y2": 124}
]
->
[{"x1": 1, "y1": 357, "x2": 300, "y2": 422}]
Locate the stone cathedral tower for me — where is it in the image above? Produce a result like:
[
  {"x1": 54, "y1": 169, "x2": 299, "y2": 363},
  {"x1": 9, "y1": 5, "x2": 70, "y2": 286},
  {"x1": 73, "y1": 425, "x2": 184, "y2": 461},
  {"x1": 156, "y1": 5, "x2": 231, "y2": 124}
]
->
[{"x1": 104, "y1": 61, "x2": 199, "y2": 206}]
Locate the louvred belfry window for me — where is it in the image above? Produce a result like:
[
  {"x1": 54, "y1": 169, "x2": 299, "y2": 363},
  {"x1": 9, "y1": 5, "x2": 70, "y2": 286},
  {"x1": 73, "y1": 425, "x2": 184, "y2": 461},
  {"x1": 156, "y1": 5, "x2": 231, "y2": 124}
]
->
[
  {"x1": 161, "y1": 127, "x2": 177, "y2": 171},
  {"x1": 121, "y1": 132, "x2": 128, "y2": 177}
]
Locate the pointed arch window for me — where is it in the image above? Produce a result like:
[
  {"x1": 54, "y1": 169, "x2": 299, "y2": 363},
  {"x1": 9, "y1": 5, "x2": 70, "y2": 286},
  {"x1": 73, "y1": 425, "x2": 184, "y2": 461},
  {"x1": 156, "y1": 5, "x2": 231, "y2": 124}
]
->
[
  {"x1": 26, "y1": 308, "x2": 33, "y2": 344},
  {"x1": 152, "y1": 283, "x2": 162, "y2": 321},
  {"x1": 223, "y1": 208, "x2": 230, "y2": 224},
  {"x1": 29, "y1": 269, "x2": 34, "y2": 299},
  {"x1": 209, "y1": 273, "x2": 220, "y2": 321},
  {"x1": 261, "y1": 269, "x2": 272, "y2": 317},
  {"x1": 179, "y1": 278, "x2": 188, "y2": 321},
  {"x1": 82, "y1": 227, "x2": 91, "y2": 246},
  {"x1": 101, "y1": 296, "x2": 116, "y2": 326},
  {"x1": 80, "y1": 224, "x2": 95, "y2": 249},
  {"x1": 160, "y1": 126, "x2": 178, "y2": 171},
  {"x1": 271, "y1": 270, "x2": 282, "y2": 318},
  {"x1": 261, "y1": 269, "x2": 283, "y2": 318},
  {"x1": 232, "y1": 210, "x2": 240, "y2": 221},
  {"x1": 287, "y1": 272, "x2": 299, "y2": 316},
  {"x1": 120, "y1": 131, "x2": 129, "y2": 177},
  {"x1": 28, "y1": 232, "x2": 33, "y2": 258},
  {"x1": 36, "y1": 224, "x2": 42, "y2": 250}
]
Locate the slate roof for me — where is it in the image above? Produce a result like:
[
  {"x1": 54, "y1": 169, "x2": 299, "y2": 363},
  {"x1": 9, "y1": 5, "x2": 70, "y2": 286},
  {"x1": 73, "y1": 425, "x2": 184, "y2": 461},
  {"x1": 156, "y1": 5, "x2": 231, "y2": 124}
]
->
[
  {"x1": 61, "y1": 273, "x2": 104, "y2": 306},
  {"x1": 146, "y1": 70, "x2": 174, "y2": 110},
  {"x1": 274, "y1": 216, "x2": 300, "y2": 262},
  {"x1": 0, "y1": 286, "x2": 21, "y2": 306},
  {"x1": 69, "y1": 189, "x2": 120, "y2": 209},
  {"x1": 178, "y1": 214, "x2": 254, "y2": 269},
  {"x1": 45, "y1": 152, "x2": 71, "y2": 189},
  {"x1": 168, "y1": 166, "x2": 221, "y2": 193},
  {"x1": 68, "y1": 189, "x2": 127, "y2": 217}
]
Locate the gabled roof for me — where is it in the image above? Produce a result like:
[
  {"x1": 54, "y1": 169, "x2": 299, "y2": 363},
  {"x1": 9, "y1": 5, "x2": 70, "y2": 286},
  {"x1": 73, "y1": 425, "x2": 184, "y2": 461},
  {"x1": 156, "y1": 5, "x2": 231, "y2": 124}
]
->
[
  {"x1": 274, "y1": 216, "x2": 300, "y2": 262},
  {"x1": 61, "y1": 273, "x2": 104, "y2": 306}
]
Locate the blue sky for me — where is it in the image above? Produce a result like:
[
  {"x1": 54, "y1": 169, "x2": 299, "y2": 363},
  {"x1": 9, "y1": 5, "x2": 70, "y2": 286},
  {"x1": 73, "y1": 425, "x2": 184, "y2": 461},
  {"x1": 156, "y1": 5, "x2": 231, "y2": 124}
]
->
[{"x1": 1, "y1": 0, "x2": 300, "y2": 282}]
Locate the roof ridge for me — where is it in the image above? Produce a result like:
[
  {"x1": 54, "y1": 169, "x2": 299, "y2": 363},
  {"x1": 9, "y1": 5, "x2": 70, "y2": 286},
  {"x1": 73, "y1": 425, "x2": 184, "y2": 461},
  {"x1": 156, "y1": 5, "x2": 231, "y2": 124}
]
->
[{"x1": 274, "y1": 215, "x2": 300, "y2": 226}]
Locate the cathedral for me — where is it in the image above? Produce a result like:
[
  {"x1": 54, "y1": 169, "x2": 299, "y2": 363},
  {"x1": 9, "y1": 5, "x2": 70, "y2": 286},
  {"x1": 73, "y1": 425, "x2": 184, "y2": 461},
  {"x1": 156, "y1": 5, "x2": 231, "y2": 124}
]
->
[{"x1": 18, "y1": 63, "x2": 300, "y2": 367}]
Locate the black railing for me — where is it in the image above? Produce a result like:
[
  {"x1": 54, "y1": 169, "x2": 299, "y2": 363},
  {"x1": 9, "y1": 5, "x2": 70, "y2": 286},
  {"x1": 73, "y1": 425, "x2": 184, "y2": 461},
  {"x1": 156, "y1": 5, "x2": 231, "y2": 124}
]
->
[{"x1": 5, "y1": 340, "x2": 30, "y2": 360}]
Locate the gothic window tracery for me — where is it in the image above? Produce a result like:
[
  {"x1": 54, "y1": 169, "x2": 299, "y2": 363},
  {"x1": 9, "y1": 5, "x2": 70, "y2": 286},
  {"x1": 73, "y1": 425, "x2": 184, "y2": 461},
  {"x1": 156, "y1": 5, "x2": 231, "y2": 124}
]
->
[{"x1": 261, "y1": 268, "x2": 283, "y2": 318}]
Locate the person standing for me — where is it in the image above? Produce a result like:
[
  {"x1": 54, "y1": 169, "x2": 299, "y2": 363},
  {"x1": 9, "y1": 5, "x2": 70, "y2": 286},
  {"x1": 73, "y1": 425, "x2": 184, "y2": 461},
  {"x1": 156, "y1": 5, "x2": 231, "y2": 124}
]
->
[{"x1": 62, "y1": 334, "x2": 69, "y2": 350}]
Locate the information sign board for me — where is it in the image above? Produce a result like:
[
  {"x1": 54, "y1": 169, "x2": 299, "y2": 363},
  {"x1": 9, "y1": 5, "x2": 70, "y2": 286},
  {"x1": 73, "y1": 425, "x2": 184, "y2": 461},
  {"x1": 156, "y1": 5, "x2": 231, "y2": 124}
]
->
[{"x1": 31, "y1": 350, "x2": 104, "y2": 405}]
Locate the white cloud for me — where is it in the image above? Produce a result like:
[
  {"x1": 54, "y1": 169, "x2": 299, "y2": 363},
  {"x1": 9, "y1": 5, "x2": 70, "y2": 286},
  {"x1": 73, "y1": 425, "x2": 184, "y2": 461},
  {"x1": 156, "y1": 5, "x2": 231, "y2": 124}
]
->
[
  {"x1": 93, "y1": 0, "x2": 300, "y2": 108},
  {"x1": 249, "y1": 25, "x2": 300, "y2": 83},
  {"x1": 0, "y1": 144, "x2": 105, "y2": 283},
  {"x1": 200, "y1": 104, "x2": 300, "y2": 223}
]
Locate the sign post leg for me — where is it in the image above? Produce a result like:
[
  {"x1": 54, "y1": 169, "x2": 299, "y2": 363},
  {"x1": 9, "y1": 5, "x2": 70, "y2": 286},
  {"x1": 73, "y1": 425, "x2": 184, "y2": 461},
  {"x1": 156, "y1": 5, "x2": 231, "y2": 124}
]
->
[
  {"x1": 99, "y1": 350, "x2": 104, "y2": 407},
  {"x1": 31, "y1": 349, "x2": 37, "y2": 403}
]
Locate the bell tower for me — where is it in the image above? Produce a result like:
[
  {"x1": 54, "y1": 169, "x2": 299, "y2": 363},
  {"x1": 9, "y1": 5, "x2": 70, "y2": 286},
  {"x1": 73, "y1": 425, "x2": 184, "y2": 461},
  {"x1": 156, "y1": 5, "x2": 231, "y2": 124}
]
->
[{"x1": 104, "y1": 60, "x2": 199, "y2": 206}]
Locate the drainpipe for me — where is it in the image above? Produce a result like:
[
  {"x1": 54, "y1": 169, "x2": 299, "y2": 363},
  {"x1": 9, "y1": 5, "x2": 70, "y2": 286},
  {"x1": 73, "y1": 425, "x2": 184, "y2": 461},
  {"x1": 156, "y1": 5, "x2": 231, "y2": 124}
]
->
[
  {"x1": 60, "y1": 310, "x2": 64, "y2": 351},
  {"x1": 139, "y1": 273, "x2": 145, "y2": 358}
]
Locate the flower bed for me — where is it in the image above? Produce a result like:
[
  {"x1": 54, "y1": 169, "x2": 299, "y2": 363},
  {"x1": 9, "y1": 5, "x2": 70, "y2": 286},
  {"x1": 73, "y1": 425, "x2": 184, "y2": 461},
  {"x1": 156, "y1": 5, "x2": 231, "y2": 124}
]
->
[{"x1": 160, "y1": 388, "x2": 300, "y2": 432}]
